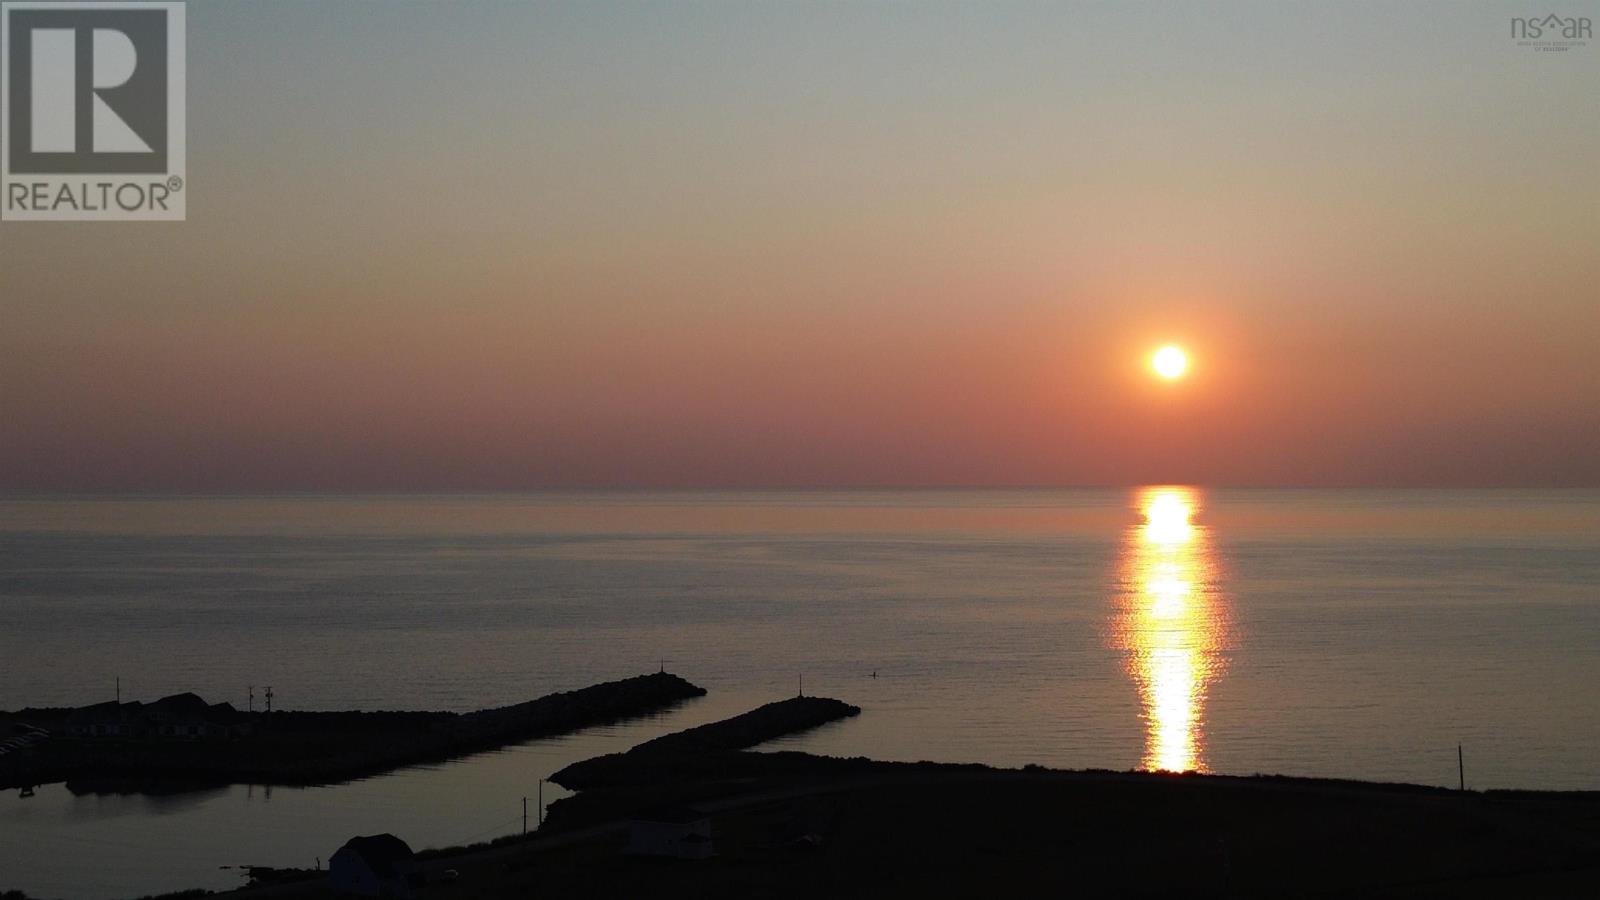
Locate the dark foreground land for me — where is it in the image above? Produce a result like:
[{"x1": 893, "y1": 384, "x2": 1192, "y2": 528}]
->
[
  {"x1": 0, "y1": 673, "x2": 704, "y2": 791},
  {"x1": 222, "y1": 699, "x2": 1600, "y2": 900}
]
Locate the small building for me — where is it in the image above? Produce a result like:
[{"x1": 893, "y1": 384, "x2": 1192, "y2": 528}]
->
[
  {"x1": 625, "y1": 806, "x2": 714, "y2": 860},
  {"x1": 64, "y1": 694, "x2": 247, "y2": 741},
  {"x1": 147, "y1": 692, "x2": 239, "y2": 739},
  {"x1": 329, "y1": 833, "x2": 423, "y2": 898},
  {"x1": 66, "y1": 700, "x2": 146, "y2": 738}
]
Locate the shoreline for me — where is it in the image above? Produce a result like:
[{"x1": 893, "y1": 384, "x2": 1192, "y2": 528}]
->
[
  {"x1": 0, "y1": 673, "x2": 705, "y2": 792},
  {"x1": 210, "y1": 702, "x2": 1600, "y2": 900},
  {"x1": 6, "y1": 691, "x2": 1598, "y2": 899},
  {"x1": 226, "y1": 696, "x2": 1600, "y2": 899}
]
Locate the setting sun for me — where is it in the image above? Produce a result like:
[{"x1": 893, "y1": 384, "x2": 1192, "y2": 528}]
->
[{"x1": 1152, "y1": 345, "x2": 1189, "y2": 380}]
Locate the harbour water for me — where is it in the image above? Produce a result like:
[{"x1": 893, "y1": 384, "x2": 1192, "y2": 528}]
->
[{"x1": 2, "y1": 489, "x2": 1597, "y2": 898}]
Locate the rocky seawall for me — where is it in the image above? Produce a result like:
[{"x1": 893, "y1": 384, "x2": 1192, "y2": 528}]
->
[
  {"x1": 0, "y1": 672, "x2": 706, "y2": 791},
  {"x1": 550, "y1": 695, "x2": 859, "y2": 790}
]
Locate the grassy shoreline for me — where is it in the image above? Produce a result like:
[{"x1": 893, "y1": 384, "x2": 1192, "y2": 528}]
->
[
  {"x1": 10, "y1": 692, "x2": 1599, "y2": 898},
  {"x1": 219, "y1": 695, "x2": 1600, "y2": 899},
  {"x1": 209, "y1": 755, "x2": 1600, "y2": 899}
]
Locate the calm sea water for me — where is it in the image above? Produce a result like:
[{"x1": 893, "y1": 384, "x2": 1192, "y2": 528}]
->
[{"x1": 2, "y1": 490, "x2": 1598, "y2": 899}]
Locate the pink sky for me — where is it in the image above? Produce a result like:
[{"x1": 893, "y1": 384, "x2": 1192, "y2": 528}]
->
[{"x1": 2, "y1": 1, "x2": 1596, "y2": 490}]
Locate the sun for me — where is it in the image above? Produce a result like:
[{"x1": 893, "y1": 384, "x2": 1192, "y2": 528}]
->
[{"x1": 1151, "y1": 345, "x2": 1189, "y2": 380}]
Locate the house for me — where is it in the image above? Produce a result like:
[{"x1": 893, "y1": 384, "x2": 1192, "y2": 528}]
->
[
  {"x1": 66, "y1": 700, "x2": 147, "y2": 738},
  {"x1": 64, "y1": 694, "x2": 247, "y2": 741},
  {"x1": 147, "y1": 693, "x2": 240, "y2": 739},
  {"x1": 625, "y1": 806, "x2": 714, "y2": 860},
  {"x1": 329, "y1": 833, "x2": 423, "y2": 898}
]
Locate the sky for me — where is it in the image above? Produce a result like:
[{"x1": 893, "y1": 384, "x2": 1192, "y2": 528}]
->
[{"x1": 2, "y1": 0, "x2": 1597, "y2": 490}]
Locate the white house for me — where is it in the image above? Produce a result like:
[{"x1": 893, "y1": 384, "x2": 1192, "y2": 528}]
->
[
  {"x1": 329, "y1": 833, "x2": 422, "y2": 898},
  {"x1": 625, "y1": 806, "x2": 714, "y2": 860}
]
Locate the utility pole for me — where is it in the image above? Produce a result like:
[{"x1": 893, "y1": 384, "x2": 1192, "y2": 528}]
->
[
  {"x1": 1458, "y1": 744, "x2": 1465, "y2": 791},
  {"x1": 265, "y1": 686, "x2": 274, "y2": 714},
  {"x1": 798, "y1": 674, "x2": 803, "y2": 698},
  {"x1": 248, "y1": 686, "x2": 254, "y2": 713}
]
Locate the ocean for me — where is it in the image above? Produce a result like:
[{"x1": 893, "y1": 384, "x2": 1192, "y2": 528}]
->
[{"x1": 2, "y1": 489, "x2": 1597, "y2": 898}]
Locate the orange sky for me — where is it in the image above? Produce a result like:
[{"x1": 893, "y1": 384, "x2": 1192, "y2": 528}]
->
[{"x1": 2, "y1": 1, "x2": 1597, "y2": 490}]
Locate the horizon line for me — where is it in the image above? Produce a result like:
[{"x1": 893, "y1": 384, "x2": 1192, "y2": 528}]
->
[{"x1": 5, "y1": 483, "x2": 1600, "y2": 499}]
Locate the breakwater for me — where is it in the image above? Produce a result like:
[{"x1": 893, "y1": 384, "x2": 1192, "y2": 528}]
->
[
  {"x1": 0, "y1": 672, "x2": 705, "y2": 791},
  {"x1": 550, "y1": 695, "x2": 859, "y2": 789}
]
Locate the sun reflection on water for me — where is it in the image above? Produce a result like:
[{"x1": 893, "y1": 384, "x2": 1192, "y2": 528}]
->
[{"x1": 1112, "y1": 487, "x2": 1231, "y2": 773}]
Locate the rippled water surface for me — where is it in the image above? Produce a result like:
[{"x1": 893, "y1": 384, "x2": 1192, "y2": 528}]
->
[{"x1": 2, "y1": 490, "x2": 1598, "y2": 898}]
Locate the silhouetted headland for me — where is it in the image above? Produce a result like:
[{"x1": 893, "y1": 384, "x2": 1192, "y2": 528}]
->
[
  {"x1": 0, "y1": 672, "x2": 704, "y2": 792},
  {"x1": 204, "y1": 695, "x2": 1600, "y2": 899},
  {"x1": 531, "y1": 763, "x2": 1600, "y2": 898}
]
